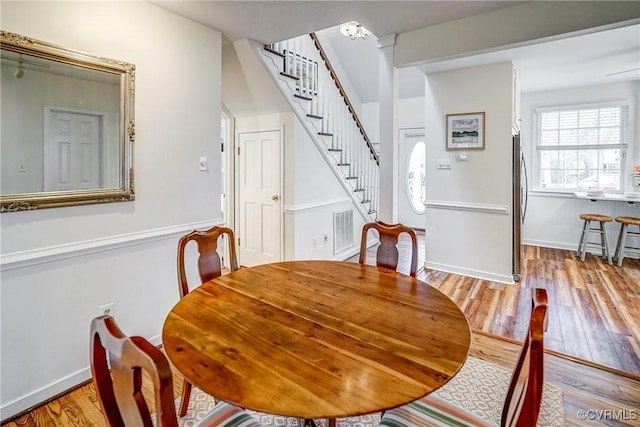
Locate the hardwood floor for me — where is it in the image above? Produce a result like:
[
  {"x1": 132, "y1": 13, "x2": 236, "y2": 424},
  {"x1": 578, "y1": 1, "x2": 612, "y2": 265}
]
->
[
  {"x1": 4, "y1": 233, "x2": 639, "y2": 426},
  {"x1": 359, "y1": 230, "x2": 640, "y2": 375},
  {"x1": 5, "y1": 331, "x2": 638, "y2": 427}
]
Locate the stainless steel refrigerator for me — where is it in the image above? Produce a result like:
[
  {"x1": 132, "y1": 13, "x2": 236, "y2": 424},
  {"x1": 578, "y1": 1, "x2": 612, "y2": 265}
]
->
[{"x1": 512, "y1": 132, "x2": 528, "y2": 282}]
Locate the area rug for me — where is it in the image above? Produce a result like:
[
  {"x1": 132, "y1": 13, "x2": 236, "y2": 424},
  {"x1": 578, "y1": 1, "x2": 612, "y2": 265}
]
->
[{"x1": 167, "y1": 357, "x2": 565, "y2": 427}]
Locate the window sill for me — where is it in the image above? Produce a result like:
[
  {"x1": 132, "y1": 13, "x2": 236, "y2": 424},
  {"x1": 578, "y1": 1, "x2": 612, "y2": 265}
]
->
[
  {"x1": 529, "y1": 189, "x2": 629, "y2": 200},
  {"x1": 529, "y1": 190, "x2": 580, "y2": 199}
]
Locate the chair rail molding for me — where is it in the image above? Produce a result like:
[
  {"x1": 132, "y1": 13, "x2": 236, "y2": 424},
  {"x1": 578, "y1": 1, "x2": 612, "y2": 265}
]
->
[
  {"x1": 425, "y1": 200, "x2": 510, "y2": 215},
  {"x1": 0, "y1": 219, "x2": 223, "y2": 271},
  {"x1": 283, "y1": 198, "x2": 352, "y2": 214}
]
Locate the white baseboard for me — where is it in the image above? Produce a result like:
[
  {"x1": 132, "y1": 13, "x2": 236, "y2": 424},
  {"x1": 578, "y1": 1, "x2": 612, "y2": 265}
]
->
[
  {"x1": 424, "y1": 261, "x2": 514, "y2": 285},
  {"x1": 0, "y1": 333, "x2": 166, "y2": 422},
  {"x1": 522, "y1": 239, "x2": 577, "y2": 251},
  {"x1": 1, "y1": 368, "x2": 91, "y2": 422},
  {"x1": 332, "y1": 246, "x2": 361, "y2": 261}
]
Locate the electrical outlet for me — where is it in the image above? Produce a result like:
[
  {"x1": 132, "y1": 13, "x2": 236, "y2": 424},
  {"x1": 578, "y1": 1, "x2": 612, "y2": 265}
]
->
[
  {"x1": 100, "y1": 303, "x2": 114, "y2": 317},
  {"x1": 323, "y1": 234, "x2": 328, "y2": 244},
  {"x1": 312, "y1": 238, "x2": 317, "y2": 248}
]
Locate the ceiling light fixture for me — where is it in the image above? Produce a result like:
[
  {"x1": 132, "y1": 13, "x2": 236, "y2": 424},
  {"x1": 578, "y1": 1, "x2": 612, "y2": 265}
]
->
[{"x1": 339, "y1": 20, "x2": 371, "y2": 40}]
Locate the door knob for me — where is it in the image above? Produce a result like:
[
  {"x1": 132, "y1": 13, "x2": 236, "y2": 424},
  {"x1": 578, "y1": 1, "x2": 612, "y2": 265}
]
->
[{"x1": 272, "y1": 195, "x2": 279, "y2": 201}]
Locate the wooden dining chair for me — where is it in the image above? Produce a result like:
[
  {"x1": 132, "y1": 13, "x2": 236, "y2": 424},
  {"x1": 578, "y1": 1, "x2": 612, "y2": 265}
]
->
[
  {"x1": 378, "y1": 288, "x2": 548, "y2": 427},
  {"x1": 176, "y1": 225, "x2": 239, "y2": 415},
  {"x1": 177, "y1": 225, "x2": 239, "y2": 298},
  {"x1": 90, "y1": 315, "x2": 262, "y2": 427},
  {"x1": 359, "y1": 221, "x2": 418, "y2": 277}
]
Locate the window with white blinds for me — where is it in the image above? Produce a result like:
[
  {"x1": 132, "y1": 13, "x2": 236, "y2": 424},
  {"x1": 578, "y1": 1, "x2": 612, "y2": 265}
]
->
[{"x1": 536, "y1": 101, "x2": 629, "y2": 192}]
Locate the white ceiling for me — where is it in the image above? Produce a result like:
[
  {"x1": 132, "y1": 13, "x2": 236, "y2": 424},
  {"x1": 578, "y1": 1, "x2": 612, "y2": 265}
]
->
[
  {"x1": 152, "y1": 1, "x2": 640, "y2": 102},
  {"x1": 151, "y1": 1, "x2": 523, "y2": 43},
  {"x1": 320, "y1": 22, "x2": 640, "y2": 101}
]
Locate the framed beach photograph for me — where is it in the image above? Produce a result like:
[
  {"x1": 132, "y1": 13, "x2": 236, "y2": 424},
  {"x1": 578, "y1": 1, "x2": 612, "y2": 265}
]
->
[{"x1": 446, "y1": 112, "x2": 485, "y2": 150}]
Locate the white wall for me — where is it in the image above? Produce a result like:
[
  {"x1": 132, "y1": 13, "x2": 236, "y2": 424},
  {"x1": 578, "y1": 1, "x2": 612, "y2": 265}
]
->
[
  {"x1": 314, "y1": 31, "x2": 364, "y2": 119},
  {"x1": 222, "y1": 40, "x2": 291, "y2": 118},
  {"x1": 361, "y1": 96, "x2": 426, "y2": 145},
  {"x1": 424, "y1": 63, "x2": 514, "y2": 283},
  {"x1": 0, "y1": 1, "x2": 223, "y2": 419},
  {"x1": 521, "y1": 81, "x2": 640, "y2": 251},
  {"x1": 234, "y1": 112, "x2": 364, "y2": 262},
  {"x1": 289, "y1": 117, "x2": 366, "y2": 260}
]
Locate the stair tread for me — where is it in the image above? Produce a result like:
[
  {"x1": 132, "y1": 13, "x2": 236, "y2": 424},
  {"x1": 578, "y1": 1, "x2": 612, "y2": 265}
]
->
[
  {"x1": 264, "y1": 38, "x2": 379, "y2": 218},
  {"x1": 264, "y1": 46, "x2": 285, "y2": 57},
  {"x1": 280, "y1": 72, "x2": 300, "y2": 80}
]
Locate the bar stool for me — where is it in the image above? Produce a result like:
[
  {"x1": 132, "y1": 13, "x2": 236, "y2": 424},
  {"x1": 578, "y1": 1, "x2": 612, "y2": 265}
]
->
[
  {"x1": 614, "y1": 216, "x2": 640, "y2": 267},
  {"x1": 577, "y1": 213, "x2": 613, "y2": 264}
]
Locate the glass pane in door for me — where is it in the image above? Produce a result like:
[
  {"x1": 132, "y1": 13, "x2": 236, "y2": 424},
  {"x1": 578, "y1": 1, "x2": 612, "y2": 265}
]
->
[{"x1": 406, "y1": 141, "x2": 426, "y2": 213}]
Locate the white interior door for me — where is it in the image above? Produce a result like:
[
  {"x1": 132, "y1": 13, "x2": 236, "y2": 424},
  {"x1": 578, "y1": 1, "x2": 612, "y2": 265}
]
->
[
  {"x1": 398, "y1": 128, "x2": 426, "y2": 229},
  {"x1": 45, "y1": 107, "x2": 102, "y2": 191},
  {"x1": 237, "y1": 130, "x2": 282, "y2": 267}
]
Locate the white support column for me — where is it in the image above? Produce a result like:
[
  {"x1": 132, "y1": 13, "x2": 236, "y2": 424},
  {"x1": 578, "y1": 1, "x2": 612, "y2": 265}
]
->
[{"x1": 377, "y1": 34, "x2": 398, "y2": 223}]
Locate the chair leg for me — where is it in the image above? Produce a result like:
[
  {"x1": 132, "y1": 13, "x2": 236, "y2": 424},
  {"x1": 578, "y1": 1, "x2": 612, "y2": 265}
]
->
[
  {"x1": 600, "y1": 221, "x2": 612, "y2": 265},
  {"x1": 578, "y1": 220, "x2": 588, "y2": 261},
  {"x1": 328, "y1": 419, "x2": 337, "y2": 427},
  {"x1": 616, "y1": 224, "x2": 628, "y2": 267},
  {"x1": 179, "y1": 379, "x2": 192, "y2": 417}
]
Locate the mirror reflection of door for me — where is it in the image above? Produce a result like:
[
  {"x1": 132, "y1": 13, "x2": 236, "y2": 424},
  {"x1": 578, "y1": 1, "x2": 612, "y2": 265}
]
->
[
  {"x1": 44, "y1": 106, "x2": 104, "y2": 191},
  {"x1": 398, "y1": 128, "x2": 426, "y2": 229}
]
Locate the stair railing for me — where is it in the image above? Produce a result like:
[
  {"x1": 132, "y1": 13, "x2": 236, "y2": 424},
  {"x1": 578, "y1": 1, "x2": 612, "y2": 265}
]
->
[{"x1": 268, "y1": 34, "x2": 379, "y2": 216}]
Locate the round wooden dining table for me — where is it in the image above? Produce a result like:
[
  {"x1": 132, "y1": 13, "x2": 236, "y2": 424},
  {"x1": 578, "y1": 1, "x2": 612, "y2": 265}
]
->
[{"x1": 162, "y1": 260, "x2": 471, "y2": 420}]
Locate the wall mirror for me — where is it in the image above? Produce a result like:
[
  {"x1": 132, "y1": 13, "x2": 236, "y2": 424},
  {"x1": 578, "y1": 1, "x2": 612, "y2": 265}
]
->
[{"x1": 1, "y1": 30, "x2": 135, "y2": 212}]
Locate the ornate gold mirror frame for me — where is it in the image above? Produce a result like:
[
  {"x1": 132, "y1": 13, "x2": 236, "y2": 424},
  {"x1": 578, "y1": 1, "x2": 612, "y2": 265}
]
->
[{"x1": 1, "y1": 30, "x2": 135, "y2": 212}]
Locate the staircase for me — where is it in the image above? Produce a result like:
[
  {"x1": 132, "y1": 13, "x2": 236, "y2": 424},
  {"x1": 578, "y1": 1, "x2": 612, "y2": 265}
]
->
[{"x1": 252, "y1": 34, "x2": 379, "y2": 221}]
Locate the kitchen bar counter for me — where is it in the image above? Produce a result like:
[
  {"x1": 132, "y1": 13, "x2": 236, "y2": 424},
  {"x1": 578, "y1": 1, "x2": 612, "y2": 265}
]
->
[{"x1": 574, "y1": 192, "x2": 639, "y2": 203}]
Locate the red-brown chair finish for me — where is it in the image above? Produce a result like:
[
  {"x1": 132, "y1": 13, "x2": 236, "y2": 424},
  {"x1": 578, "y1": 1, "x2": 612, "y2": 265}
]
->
[
  {"x1": 177, "y1": 225, "x2": 239, "y2": 298},
  {"x1": 90, "y1": 316, "x2": 262, "y2": 427},
  {"x1": 359, "y1": 221, "x2": 418, "y2": 277},
  {"x1": 378, "y1": 288, "x2": 548, "y2": 427},
  {"x1": 176, "y1": 225, "x2": 239, "y2": 416},
  {"x1": 501, "y1": 288, "x2": 548, "y2": 427},
  {"x1": 90, "y1": 315, "x2": 179, "y2": 427}
]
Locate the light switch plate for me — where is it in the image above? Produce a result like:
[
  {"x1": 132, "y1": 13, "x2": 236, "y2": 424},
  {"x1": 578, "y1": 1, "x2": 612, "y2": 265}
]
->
[{"x1": 437, "y1": 159, "x2": 452, "y2": 169}]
